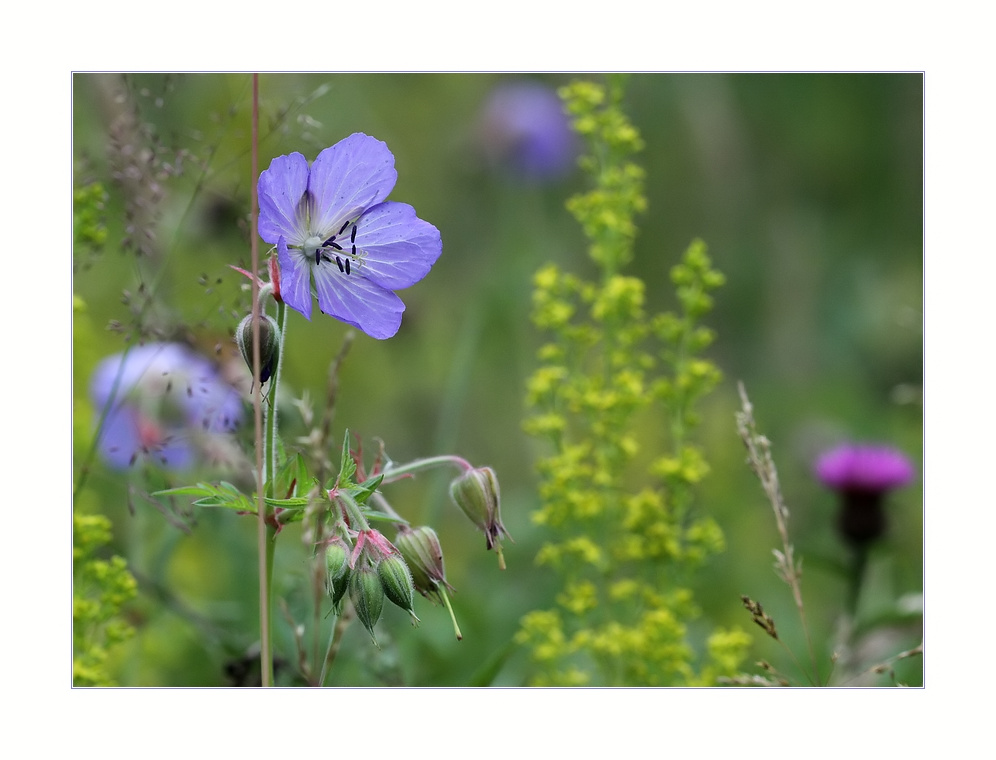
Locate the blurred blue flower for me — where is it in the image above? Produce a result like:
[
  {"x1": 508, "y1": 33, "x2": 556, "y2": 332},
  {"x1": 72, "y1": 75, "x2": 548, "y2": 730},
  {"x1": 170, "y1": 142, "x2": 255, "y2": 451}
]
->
[
  {"x1": 257, "y1": 133, "x2": 442, "y2": 339},
  {"x1": 90, "y1": 343, "x2": 243, "y2": 471},
  {"x1": 478, "y1": 80, "x2": 578, "y2": 181}
]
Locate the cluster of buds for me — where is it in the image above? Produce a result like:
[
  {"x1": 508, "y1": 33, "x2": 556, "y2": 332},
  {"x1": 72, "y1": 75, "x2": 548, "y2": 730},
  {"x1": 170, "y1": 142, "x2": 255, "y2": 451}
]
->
[
  {"x1": 325, "y1": 529, "x2": 419, "y2": 644},
  {"x1": 324, "y1": 528, "x2": 418, "y2": 646},
  {"x1": 321, "y1": 452, "x2": 507, "y2": 644}
]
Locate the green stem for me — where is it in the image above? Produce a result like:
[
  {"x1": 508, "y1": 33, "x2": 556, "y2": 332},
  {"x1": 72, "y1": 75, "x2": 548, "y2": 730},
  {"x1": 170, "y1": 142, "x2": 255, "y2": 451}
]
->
[
  {"x1": 379, "y1": 454, "x2": 472, "y2": 484},
  {"x1": 846, "y1": 544, "x2": 870, "y2": 621},
  {"x1": 265, "y1": 301, "x2": 288, "y2": 494},
  {"x1": 248, "y1": 73, "x2": 273, "y2": 687},
  {"x1": 263, "y1": 522, "x2": 277, "y2": 684},
  {"x1": 320, "y1": 604, "x2": 354, "y2": 686},
  {"x1": 257, "y1": 300, "x2": 287, "y2": 687}
]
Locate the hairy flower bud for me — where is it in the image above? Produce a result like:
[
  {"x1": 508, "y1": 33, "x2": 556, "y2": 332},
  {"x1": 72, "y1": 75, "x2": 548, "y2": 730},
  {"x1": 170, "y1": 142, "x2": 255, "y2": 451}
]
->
[
  {"x1": 396, "y1": 526, "x2": 450, "y2": 601},
  {"x1": 377, "y1": 555, "x2": 418, "y2": 623},
  {"x1": 349, "y1": 564, "x2": 385, "y2": 643},
  {"x1": 235, "y1": 313, "x2": 281, "y2": 386},
  {"x1": 325, "y1": 540, "x2": 350, "y2": 579},
  {"x1": 450, "y1": 466, "x2": 511, "y2": 568},
  {"x1": 324, "y1": 539, "x2": 351, "y2": 610},
  {"x1": 328, "y1": 570, "x2": 350, "y2": 612}
]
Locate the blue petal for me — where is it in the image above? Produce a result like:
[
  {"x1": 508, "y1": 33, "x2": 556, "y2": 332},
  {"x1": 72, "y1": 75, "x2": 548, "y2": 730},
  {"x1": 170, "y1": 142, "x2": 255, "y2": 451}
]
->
[
  {"x1": 90, "y1": 344, "x2": 190, "y2": 407},
  {"x1": 312, "y1": 264, "x2": 405, "y2": 339},
  {"x1": 259, "y1": 152, "x2": 311, "y2": 245},
  {"x1": 277, "y1": 238, "x2": 314, "y2": 320},
  {"x1": 98, "y1": 405, "x2": 145, "y2": 469},
  {"x1": 353, "y1": 202, "x2": 442, "y2": 290},
  {"x1": 307, "y1": 134, "x2": 398, "y2": 237}
]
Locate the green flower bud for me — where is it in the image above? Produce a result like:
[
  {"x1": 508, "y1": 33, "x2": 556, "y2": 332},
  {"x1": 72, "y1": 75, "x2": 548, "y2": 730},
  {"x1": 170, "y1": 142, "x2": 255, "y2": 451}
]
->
[
  {"x1": 328, "y1": 570, "x2": 350, "y2": 612},
  {"x1": 377, "y1": 555, "x2": 419, "y2": 623},
  {"x1": 235, "y1": 313, "x2": 280, "y2": 386},
  {"x1": 325, "y1": 540, "x2": 350, "y2": 580},
  {"x1": 396, "y1": 526, "x2": 463, "y2": 641},
  {"x1": 349, "y1": 564, "x2": 385, "y2": 643},
  {"x1": 324, "y1": 540, "x2": 351, "y2": 610},
  {"x1": 396, "y1": 526, "x2": 450, "y2": 601},
  {"x1": 450, "y1": 466, "x2": 511, "y2": 568}
]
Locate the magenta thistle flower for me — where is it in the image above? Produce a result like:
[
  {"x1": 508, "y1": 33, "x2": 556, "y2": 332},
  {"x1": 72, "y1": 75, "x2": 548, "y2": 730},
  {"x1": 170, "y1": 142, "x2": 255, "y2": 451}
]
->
[
  {"x1": 814, "y1": 444, "x2": 915, "y2": 546},
  {"x1": 814, "y1": 445, "x2": 915, "y2": 494},
  {"x1": 89, "y1": 343, "x2": 243, "y2": 471},
  {"x1": 257, "y1": 133, "x2": 442, "y2": 339}
]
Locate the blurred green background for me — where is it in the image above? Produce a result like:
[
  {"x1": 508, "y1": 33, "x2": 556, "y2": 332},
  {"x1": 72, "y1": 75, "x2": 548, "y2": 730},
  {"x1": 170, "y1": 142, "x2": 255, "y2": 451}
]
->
[{"x1": 72, "y1": 73, "x2": 922, "y2": 686}]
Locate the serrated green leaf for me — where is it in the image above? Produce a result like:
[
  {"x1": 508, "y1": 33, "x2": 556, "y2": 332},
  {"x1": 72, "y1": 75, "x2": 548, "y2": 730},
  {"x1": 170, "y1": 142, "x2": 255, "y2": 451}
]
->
[
  {"x1": 193, "y1": 497, "x2": 254, "y2": 511},
  {"x1": 153, "y1": 485, "x2": 216, "y2": 498},
  {"x1": 338, "y1": 429, "x2": 356, "y2": 484},
  {"x1": 350, "y1": 473, "x2": 384, "y2": 505}
]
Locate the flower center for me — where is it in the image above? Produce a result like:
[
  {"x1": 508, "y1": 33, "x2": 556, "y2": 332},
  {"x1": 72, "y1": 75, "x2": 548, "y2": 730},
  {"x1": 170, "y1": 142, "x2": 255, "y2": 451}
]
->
[
  {"x1": 308, "y1": 220, "x2": 365, "y2": 275},
  {"x1": 303, "y1": 235, "x2": 324, "y2": 260}
]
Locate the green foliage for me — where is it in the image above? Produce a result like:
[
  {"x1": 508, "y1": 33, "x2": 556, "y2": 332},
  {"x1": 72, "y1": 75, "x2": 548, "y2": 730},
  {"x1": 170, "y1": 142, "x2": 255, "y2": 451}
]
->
[
  {"x1": 73, "y1": 182, "x2": 108, "y2": 255},
  {"x1": 73, "y1": 513, "x2": 137, "y2": 686},
  {"x1": 518, "y1": 77, "x2": 747, "y2": 685}
]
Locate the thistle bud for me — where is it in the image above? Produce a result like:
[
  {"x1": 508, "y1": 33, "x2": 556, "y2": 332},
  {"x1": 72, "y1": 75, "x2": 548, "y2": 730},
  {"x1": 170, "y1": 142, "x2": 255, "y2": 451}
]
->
[
  {"x1": 450, "y1": 466, "x2": 511, "y2": 568},
  {"x1": 349, "y1": 564, "x2": 385, "y2": 644},
  {"x1": 377, "y1": 555, "x2": 419, "y2": 623},
  {"x1": 235, "y1": 313, "x2": 280, "y2": 386}
]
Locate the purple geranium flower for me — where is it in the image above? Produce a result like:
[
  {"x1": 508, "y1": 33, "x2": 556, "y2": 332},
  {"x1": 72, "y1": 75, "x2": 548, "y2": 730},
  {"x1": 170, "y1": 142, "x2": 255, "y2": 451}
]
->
[
  {"x1": 90, "y1": 343, "x2": 243, "y2": 471},
  {"x1": 814, "y1": 444, "x2": 915, "y2": 546},
  {"x1": 257, "y1": 133, "x2": 442, "y2": 339},
  {"x1": 478, "y1": 80, "x2": 578, "y2": 181}
]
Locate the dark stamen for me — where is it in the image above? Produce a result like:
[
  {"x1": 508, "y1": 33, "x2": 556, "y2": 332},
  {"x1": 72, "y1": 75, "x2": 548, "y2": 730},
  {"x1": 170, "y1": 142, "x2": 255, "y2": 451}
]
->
[
  {"x1": 350, "y1": 224, "x2": 357, "y2": 243},
  {"x1": 315, "y1": 250, "x2": 321, "y2": 266},
  {"x1": 331, "y1": 241, "x2": 343, "y2": 251},
  {"x1": 345, "y1": 258, "x2": 351, "y2": 275},
  {"x1": 335, "y1": 256, "x2": 345, "y2": 273},
  {"x1": 351, "y1": 244, "x2": 356, "y2": 256},
  {"x1": 339, "y1": 221, "x2": 350, "y2": 235}
]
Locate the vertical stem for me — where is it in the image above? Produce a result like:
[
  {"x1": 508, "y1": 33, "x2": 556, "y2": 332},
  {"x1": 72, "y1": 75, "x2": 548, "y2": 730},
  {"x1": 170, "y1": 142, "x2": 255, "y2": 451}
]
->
[
  {"x1": 268, "y1": 302, "x2": 289, "y2": 492},
  {"x1": 258, "y1": 300, "x2": 287, "y2": 687},
  {"x1": 248, "y1": 73, "x2": 273, "y2": 687},
  {"x1": 845, "y1": 544, "x2": 869, "y2": 621}
]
